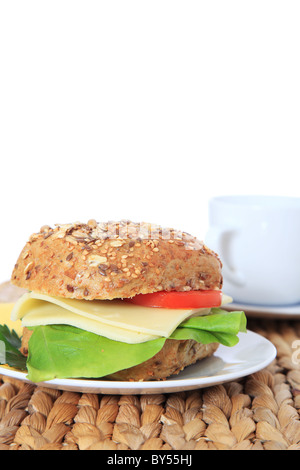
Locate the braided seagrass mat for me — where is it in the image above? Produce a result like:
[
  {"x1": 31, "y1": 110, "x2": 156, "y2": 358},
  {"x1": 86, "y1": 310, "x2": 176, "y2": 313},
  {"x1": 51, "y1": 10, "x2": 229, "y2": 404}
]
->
[{"x1": 1, "y1": 283, "x2": 300, "y2": 450}]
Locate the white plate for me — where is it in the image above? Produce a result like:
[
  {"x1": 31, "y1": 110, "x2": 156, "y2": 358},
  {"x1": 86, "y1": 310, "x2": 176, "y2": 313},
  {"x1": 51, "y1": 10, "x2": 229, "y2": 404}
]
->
[
  {"x1": 0, "y1": 330, "x2": 276, "y2": 394},
  {"x1": 223, "y1": 301, "x2": 300, "y2": 319}
]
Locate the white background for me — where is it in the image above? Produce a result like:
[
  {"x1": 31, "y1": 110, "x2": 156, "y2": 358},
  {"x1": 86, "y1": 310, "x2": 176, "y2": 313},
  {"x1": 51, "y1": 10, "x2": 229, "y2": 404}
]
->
[{"x1": 0, "y1": 0, "x2": 299, "y2": 284}]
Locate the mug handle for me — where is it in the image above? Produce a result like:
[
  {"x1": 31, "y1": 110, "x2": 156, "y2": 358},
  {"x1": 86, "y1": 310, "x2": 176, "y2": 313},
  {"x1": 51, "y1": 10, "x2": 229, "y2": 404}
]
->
[{"x1": 206, "y1": 227, "x2": 246, "y2": 287}]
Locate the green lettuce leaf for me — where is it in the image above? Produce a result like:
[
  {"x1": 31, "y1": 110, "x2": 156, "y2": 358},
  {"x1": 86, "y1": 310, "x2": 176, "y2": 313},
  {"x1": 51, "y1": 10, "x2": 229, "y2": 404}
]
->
[
  {"x1": 26, "y1": 324, "x2": 166, "y2": 382},
  {"x1": 180, "y1": 309, "x2": 247, "y2": 335},
  {"x1": 170, "y1": 328, "x2": 240, "y2": 347},
  {"x1": 170, "y1": 310, "x2": 246, "y2": 346},
  {"x1": 26, "y1": 309, "x2": 247, "y2": 382}
]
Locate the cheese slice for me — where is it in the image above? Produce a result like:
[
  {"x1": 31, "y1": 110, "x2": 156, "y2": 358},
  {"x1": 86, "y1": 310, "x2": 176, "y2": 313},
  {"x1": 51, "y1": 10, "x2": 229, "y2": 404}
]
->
[
  {"x1": 20, "y1": 302, "x2": 160, "y2": 344},
  {"x1": 10, "y1": 292, "x2": 231, "y2": 345},
  {"x1": 0, "y1": 303, "x2": 23, "y2": 336},
  {"x1": 11, "y1": 293, "x2": 211, "y2": 342},
  {"x1": 221, "y1": 294, "x2": 233, "y2": 305}
]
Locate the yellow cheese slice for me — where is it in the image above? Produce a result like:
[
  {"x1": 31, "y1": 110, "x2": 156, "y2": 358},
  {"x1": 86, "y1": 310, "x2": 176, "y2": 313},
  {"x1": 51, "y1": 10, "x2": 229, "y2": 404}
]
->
[
  {"x1": 221, "y1": 294, "x2": 232, "y2": 305},
  {"x1": 11, "y1": 292, "x2": 211, "y2": 341},
  {"x1": 0, "y1": 303, "x2": 23, "y2": 336},
  {"x1": 20, "y1": 302, "x2": 159, "y2": 344},
  {"x1": 10, "y1": 292, "x2": 230, "y2": 345}
]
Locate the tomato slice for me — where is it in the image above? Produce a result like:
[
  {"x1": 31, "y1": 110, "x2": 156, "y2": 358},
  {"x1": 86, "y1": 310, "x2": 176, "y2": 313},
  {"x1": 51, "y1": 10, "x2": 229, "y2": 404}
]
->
[{"x1": 125, "y1": 290, "x2": 222, "y2": 309}]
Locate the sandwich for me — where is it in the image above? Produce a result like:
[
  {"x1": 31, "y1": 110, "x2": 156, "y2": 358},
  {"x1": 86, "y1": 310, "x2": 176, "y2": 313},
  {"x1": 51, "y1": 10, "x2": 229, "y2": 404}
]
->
[{"x1": 9, "y1": 220, "x2": 246, "y2": 382}]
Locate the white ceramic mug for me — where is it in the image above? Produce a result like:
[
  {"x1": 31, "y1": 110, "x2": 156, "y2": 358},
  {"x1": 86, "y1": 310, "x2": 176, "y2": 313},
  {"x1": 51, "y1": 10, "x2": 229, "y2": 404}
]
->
[{"x1": 205, "y1": 195, "x2": 300, "y2": 306}]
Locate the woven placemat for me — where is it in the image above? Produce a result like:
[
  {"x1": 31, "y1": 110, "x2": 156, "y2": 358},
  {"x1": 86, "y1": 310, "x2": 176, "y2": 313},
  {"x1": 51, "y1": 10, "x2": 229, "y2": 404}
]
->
[{"x1": 0, "y1": 318, "x2": 299, "y2": 450}]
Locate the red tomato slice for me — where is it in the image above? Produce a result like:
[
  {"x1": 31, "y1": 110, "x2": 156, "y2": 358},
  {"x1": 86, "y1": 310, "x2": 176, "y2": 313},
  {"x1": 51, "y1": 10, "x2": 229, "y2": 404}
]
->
[{"x1": 125, "y1": 290, "x2": 222, "y2": 309}]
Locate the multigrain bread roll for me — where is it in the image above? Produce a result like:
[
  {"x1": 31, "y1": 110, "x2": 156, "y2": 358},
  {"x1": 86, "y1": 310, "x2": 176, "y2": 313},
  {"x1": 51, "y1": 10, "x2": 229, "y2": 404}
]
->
[
  {"x1": 10, "y1": 220, "x2": 228, "y2": 382},
  {"x1": 11, "y1": 220, "x2": 222, "y2": 300},
  {"x1": 107, "y1": 340, "x2": 219, "y2": 381}
]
